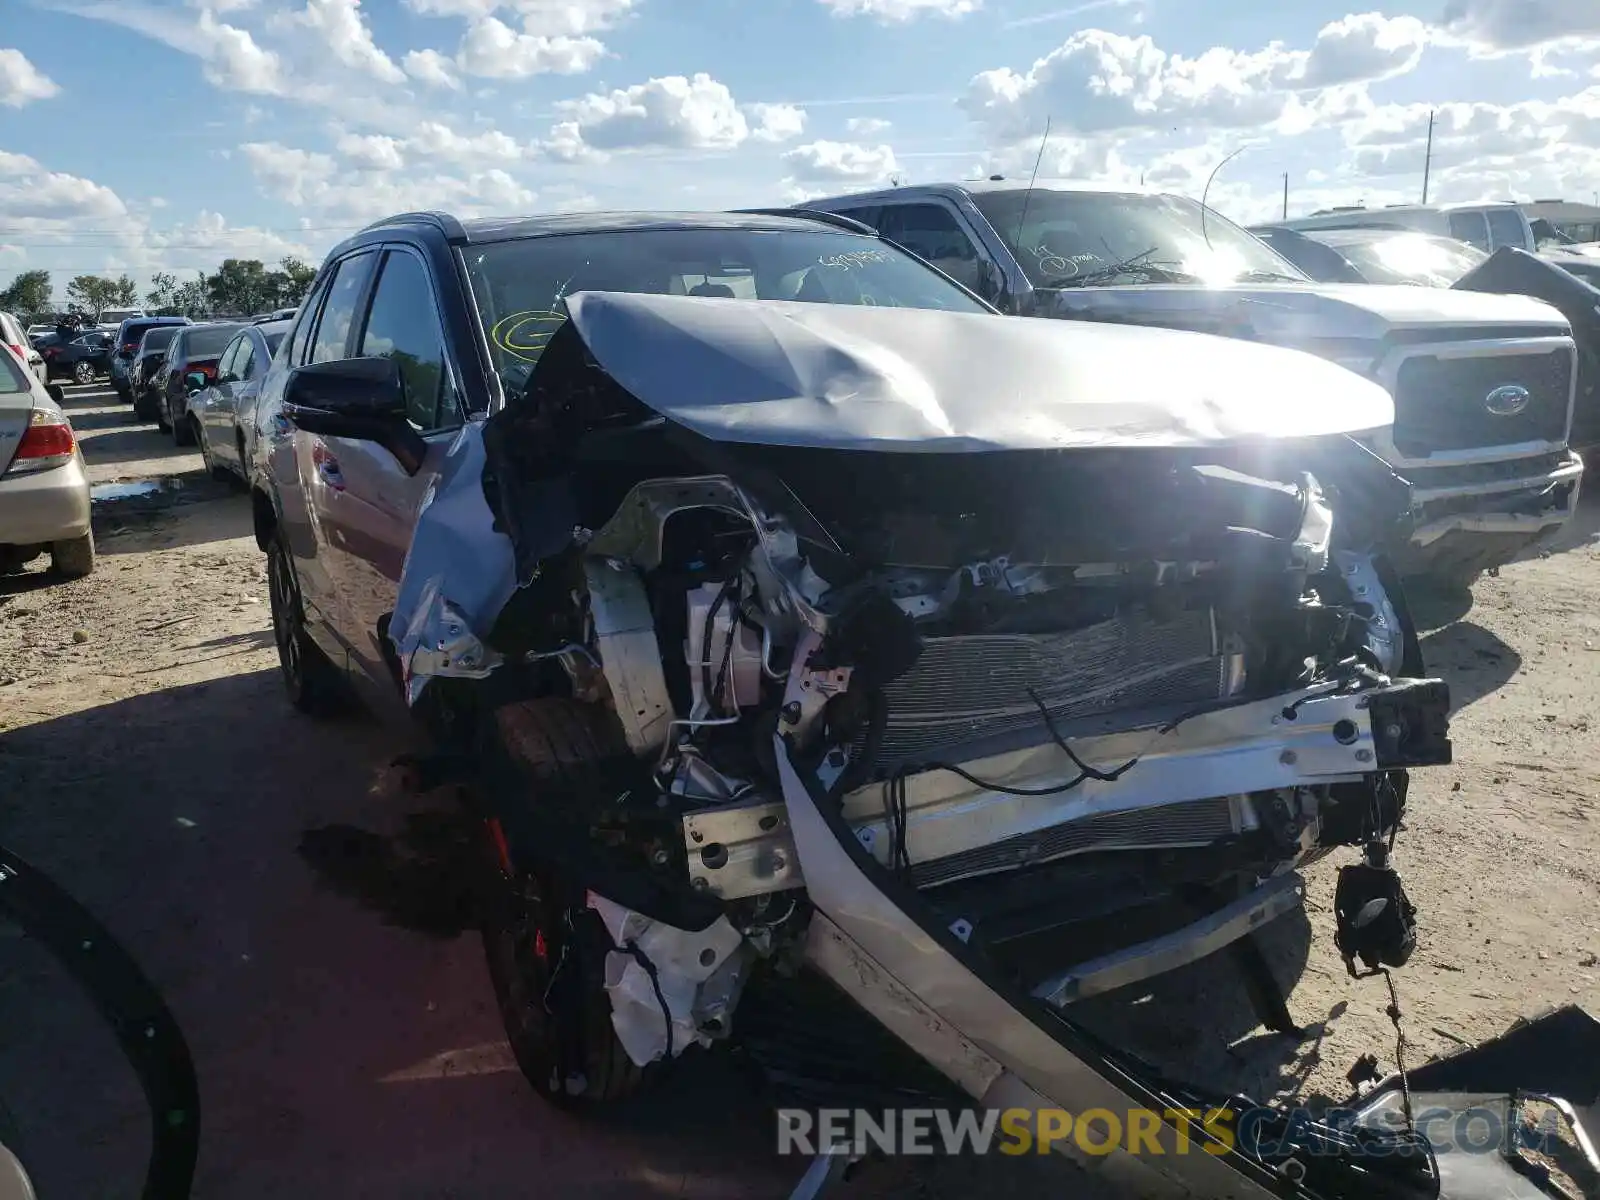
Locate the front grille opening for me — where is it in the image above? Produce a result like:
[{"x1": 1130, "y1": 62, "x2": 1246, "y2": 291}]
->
[{"x1": 1392, "y1": 349, "x2": 1572, "y2": 456}]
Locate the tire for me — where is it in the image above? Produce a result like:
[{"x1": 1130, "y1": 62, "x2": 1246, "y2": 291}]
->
[
  {"x1": 265, "y1": 532, "x2": 344, "y2": 715},
  {"x1": 480, "y1": 699, "x2": 647, "y2": 1109},
  {"x1": 172, "y1": 409, "x2": 195, "y2": 447},
  {"x1": 133, "y1": 390, "x2": 155, "y2": 423},
  {"x1": 154, "y1": 395, "x2": 170, "y2": 432},
  {"x1": 50, "y1": 532, "x2": 95, "y2": 579},
  {"x1": 72, "y1": 360, "x2": 94, "y2": 385},
  {"x1": 197, "y1": 423, "x2": 230, "y2": 483}
]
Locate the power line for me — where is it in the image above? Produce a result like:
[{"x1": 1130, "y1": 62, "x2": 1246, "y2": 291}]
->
[{"x1": 0, "y1": 222, "x2": 359, "y2": 237}]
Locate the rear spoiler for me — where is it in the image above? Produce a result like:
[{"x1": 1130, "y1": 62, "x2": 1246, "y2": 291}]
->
[{"x1": 730, "y1": 207, "x2": 879, "y2": 236}]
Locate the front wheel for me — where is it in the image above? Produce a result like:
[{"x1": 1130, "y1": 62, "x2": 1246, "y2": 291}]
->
[
  {"x1": 265, "y1": 533, "x2": 344, "y2": 715},
  {"x1": 478, "y1": 698, "x2": 647, "y2": 1108}
]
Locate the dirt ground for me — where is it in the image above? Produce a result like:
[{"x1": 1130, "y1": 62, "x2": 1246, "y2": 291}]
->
[{"x1": 1, "y1": 382, "x2": 1597, "y2": 1198}]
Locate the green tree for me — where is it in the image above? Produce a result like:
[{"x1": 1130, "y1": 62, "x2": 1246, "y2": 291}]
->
[
  {"x1": 66, "y1": 275, "x2": 119, "y2": 320},
  {"x1": 206, "y1": 258, "x2": 280, "y2": 315},
  {"x1": 0, "y1": 269, "x2": 52, "y2": 318},
  {"x1": 146, "y1": 271, "x2": 180, "y2": 314},
  {"x1": 277, "y1": 256, "x2": 317, "y2": 305},
  {"x1": 110, "y1": 274, "x2": 137, "y2": 307},
  {"x1": 174, "y1": 275, "x2": 209, "y2": 318}
]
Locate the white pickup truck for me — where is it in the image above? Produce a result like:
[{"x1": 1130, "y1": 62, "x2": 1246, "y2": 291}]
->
[{"x1": 801, "y1": 181, "x2": 1583, "y2": 588}]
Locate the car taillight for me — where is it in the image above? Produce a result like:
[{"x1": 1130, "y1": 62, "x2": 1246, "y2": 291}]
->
[
  {"x1": 6, "y1": 343, "x2": 24, "y2": 361},
  {"x1": 43, "y1": 345, "x2": 59, "y2": 358},
  {"x1": 8, "y1": 408, "x2": 76, "y2": 474},
  {"x1": 196, "y1": 362, "x2": 215, "y2": 377},
  {"x1": 122, "y1": 342, "x2": 137, "y2": 354}
]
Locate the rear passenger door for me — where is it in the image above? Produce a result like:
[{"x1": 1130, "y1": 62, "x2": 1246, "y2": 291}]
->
[
  {"x1": 266, "y1": 248, "x2": 379, "y2": 655},
  {"x1": 307, "y1": 245, "x2": 465, "y2": 703}
]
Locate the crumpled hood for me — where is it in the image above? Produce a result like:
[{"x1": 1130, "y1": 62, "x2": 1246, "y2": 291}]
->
[
  {"x1": 1046, "y1": 283, "x2": 1570, "y2": 343},
  {"x1": 559, "y1": 290, "x2": 1394, "y2": 451}
]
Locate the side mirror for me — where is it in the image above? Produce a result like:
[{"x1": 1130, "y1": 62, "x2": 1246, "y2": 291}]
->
[
  {"x1": 45, "y1": 383, "x2": 65, "y2": 405},
  {"x1": 282, "y1": 357, "x2": 426, "y2": 475},
  {"x1": 185, "y1": 372, "x2": 207, "y2": 393}
]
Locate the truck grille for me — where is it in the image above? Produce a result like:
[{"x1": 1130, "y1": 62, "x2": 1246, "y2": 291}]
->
[
  {"x1": 1392, "y1": 349, "x2": 1572, "y2": 456},
  {"x1": 864, "y1": 608, "x2": 1228, "y2": 770}
]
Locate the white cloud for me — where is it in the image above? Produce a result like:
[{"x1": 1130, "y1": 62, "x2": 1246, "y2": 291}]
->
[
  {"x1": 845, "y1": 116, "x2": 892, "y2": 135},
  {"x1": 1440, "y1": 0, "x2": 1600, "y2": 53},
  {"x1": 407, "y1": 121, "x2": 524, "y2": 162},
  {"x1": 550, "y1": 73, "x2": 750, "y2": 154},
  {"x1": 748, "y1": 102, "x2": 808, "y2": 142},
  {"x1": 457, "y1": 16, "x2": 606, "y2": 77},
  {"x1": 964, "y1": 15, "x2": 1431, "y2": 141},
  {"x1": 782, "y1": 139, "x2": 900, "y2": 182},
  {"x1": 0, "y1": 48, "x2": 59, "y2": 107},
  {"x1": 406, "y1": 0, "x2": 635, "y2": 32},
  {"x1": 817, "y1": 0, "x2": 979, "y2": 20},
  {"x1": 0, "y1": 150, "x2": 127, "y2": 226},
  {"x1": 242, "y1": 140, "x2": 538, "y2": 221},
  {"x1": 289, "y1": 0, "x2": 405, "y2": 84},
  {"x1": 240, "y1": 143, "x2": 338, "y2": 206},
  {"x1": 197, "y1": 10, "x2": 287, "y2": 94},
  {"x1": 1293, "y1": 13, "x2": 1428, "y2": 89},
  {"x1": 403, "y1": 48, "x2": 461, "y2": 88},
  {"x1": 336, "y1": 132, "x2": 406, "y2": 170},
  {"x1": 1002, "y1": 0, "x2": 1140, "y2": 29}
]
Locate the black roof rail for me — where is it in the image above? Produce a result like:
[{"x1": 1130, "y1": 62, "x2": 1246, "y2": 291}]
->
[
  {"x1": 730, "y1": 207, "x2": 879, "y2": 236},
  {"x1": 358, "y1": 210, "x2": 467, "y2": 239}
]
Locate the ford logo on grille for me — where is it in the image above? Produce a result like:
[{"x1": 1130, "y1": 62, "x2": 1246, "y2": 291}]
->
[{"x1": 1484, "y1": 384, "x2": 1531, "y2": 417}]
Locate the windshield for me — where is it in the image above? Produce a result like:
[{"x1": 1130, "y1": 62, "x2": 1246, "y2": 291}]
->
[
  {"x1": 184, "y1": 325, "x2": 242, "y2": 357},
  {"x1": 0, "y1": 347, "x2": 26, "y2": 393},
  {"x1": 970, "y1": 189, "x2": 1308, "y2": 287},
  {"x1": 140, "y1": 327, "x2": 177, "y2": 352},
  {"x1": 464, "y1": 226, "x2": 989, "y2": 373},
  {"x1": 1328, "y1": 234, "x2": 1487, "y2": 287}
]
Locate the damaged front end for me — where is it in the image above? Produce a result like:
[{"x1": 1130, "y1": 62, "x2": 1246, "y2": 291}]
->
[{"x1": 389, "y1": 292, "x2": 1593, "y2": 1198}]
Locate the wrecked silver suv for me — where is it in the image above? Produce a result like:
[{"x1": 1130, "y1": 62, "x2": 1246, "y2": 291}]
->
[{"x1": 255, "y1": 212, "x2": 1598, "y2": 1198}]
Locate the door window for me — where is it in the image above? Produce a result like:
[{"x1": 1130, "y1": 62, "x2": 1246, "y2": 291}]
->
[
  {"x1": 1485, "y1": 207, "x2": 1527, "y2": 250},
  {"x1": 308, "y1": 252, "x2": 377, "y2": 365},
  {"x1": 234, "y1": 338, "x2": 258, "y2": 381},
  {"x1": 1448, "y1": 211, "x2": 1491, "y2": 251},
  {"x1": 215, "y1": 336, "x2": 246, "y2": 382},
  {"x1": 878, "y1": 204, "x2": 987, "y2": 293},
  {"x1": 357, "y1": 250, "x2": 457, "y2": 432}
]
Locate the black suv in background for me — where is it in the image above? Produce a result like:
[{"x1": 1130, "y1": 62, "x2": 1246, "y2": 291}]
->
[
  {"x1": 111, "y1": 316, "x2": 190, "y2": 401},
  {"x1": 154, "y1": 322, "x2": 243, "y2": 442}
]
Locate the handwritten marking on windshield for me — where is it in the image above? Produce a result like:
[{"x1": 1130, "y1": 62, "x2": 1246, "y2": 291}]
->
[
  {"x1": 1028, "y1": 243, "x2": 1105, "y2": 279},
  {"x1": 491, "y1": 310, "x2": 567, "y2": 365},
  {"x1": 818, "y1": 250, "x2": 892, "y2": 270}
]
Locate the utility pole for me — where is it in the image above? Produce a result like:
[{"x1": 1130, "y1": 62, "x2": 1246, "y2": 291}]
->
[
  {"x1": 1282, "y1": 173, "x2": 1289, "y2": 220},
  {"x1": 1421, "y1": 109, "x2": 1435, "y2": 205}
]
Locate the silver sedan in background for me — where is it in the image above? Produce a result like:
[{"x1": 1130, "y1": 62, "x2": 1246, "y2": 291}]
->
[
  {"x1": 188, "y1": 317, "x2": 292, "y2": 485},
  {"x1": 0, "y1": 346, "x2": 94, "y2": 579}
]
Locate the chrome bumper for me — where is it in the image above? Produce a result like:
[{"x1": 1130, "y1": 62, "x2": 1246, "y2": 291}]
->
[{"x1": 1406, "y1": 450, "x2": 1583, "y2": 550}]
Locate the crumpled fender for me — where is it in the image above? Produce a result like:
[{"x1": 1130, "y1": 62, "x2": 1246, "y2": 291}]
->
[{"x1": 390, "y1": 420, "x2": 520, "y2": 705}]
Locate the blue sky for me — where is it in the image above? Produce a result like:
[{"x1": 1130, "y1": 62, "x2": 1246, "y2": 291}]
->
[{"x1": 1, "y1": 0, "x2": 1597, "y2": 296}]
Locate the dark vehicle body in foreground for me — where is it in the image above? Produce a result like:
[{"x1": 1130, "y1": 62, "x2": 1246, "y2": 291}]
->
[
  {"x1": 799, "y1": 182, "x2": 1584, "y2": 590},
  {"x1": 239, "y1": 208, "x2": 1600, "y2": 1199}
]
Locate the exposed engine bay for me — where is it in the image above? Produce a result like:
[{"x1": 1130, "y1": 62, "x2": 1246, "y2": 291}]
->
[{"x1": 386, "y1": 292, "x2": 1600, "y2": 1199}]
